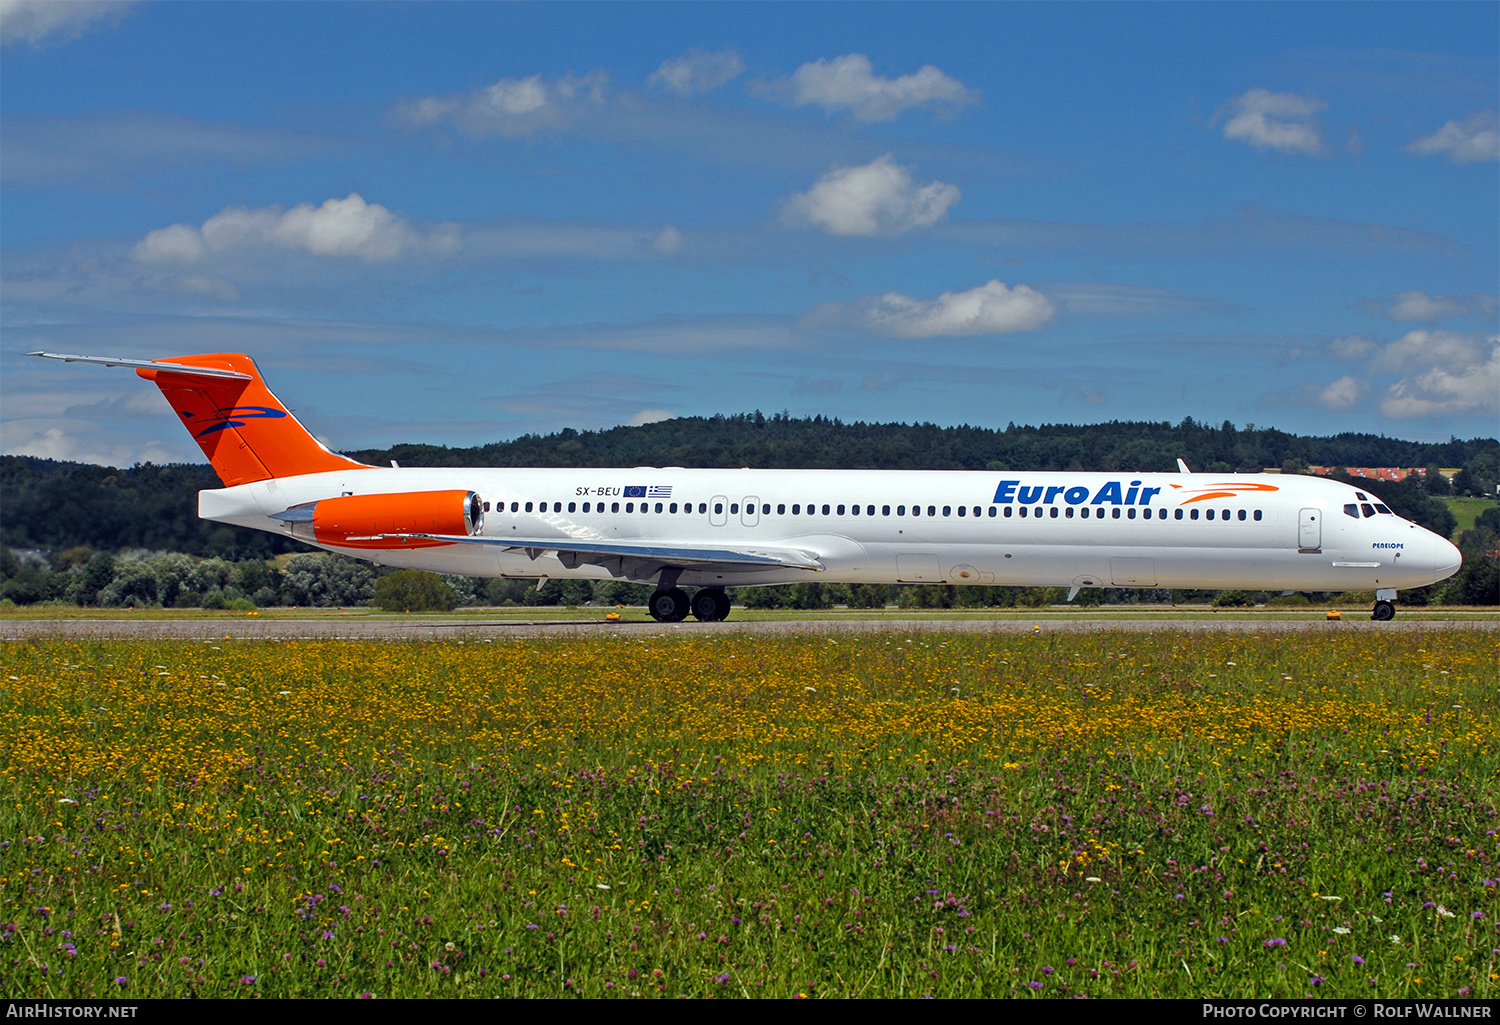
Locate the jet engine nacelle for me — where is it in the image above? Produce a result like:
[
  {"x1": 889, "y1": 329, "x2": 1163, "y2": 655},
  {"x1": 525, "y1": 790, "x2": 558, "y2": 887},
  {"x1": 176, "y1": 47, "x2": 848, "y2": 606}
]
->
[{"x1": 277, "y1": 490, "x2": 484, "y2": 549}]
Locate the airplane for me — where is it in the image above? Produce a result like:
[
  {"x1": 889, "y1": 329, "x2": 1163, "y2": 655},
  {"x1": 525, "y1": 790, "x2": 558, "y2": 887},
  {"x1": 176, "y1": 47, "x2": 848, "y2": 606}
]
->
[{"x1": 30, "y1": 351, "x2": 1463, "y2": 622}]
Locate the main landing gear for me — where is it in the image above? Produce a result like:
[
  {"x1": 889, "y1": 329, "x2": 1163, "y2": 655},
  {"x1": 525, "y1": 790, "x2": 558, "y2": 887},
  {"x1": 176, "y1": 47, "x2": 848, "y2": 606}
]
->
[
  {"x1": 648, "y1": 587, "x2": 690, "y2": 622},
  {"x1": 1371, "y1": 588, "x2": 1397, "y2": 622},
  {"x1": 690, "y1": 588, "x2": 731, "y2": 622},
  {"x1": 647, "y1": 587, "x2": 732, "y2": 623}
]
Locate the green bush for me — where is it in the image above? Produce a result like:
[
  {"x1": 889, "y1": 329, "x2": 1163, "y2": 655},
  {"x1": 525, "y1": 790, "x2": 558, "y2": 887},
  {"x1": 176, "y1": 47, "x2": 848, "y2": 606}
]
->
[{"x1": 372, "y1": 569, "x2": 459, "y2": 612}]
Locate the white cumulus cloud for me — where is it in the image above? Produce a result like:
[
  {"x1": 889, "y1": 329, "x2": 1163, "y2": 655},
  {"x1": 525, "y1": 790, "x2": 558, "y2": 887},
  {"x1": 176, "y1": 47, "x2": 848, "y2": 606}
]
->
[
  {"x1": 651, "y1": 225, "x2": 684, "y2": 254},
  {"x1": 1380, "y1": 344, "x2": 1499, "y2": 418},
  {"x1": 1302, "y1": 329, "x2": 1497, "y2": 418},
  {"x1": 853, "y1": 280, "x2": 1056, "y2": 337},
  {"x1": 1407, "y1": 111, "x2": 1500, "y2": 163},
  {"x1": 1217, "y1": 89, "x2": 1325, "y2": 155},
  {"x1": 1317, "y1": 375, "x2": 1362, "y2": 410},
  {"x1": 0, "y1": 0, "x2": 131, "y2": 49},
  {"x1": 649, "y1": 48, "x2": 745, "y2": 95},
  {"x1": 391, "y1": 71, "x2": 608, "y2": 138},
  {"x1": 782, "y1": 155, "x2": 960, "y2": 236},
  {"x1": 774, "y1": 53, "x2": 977, "y2": 122},
  {"x1": 132, "y1": 194, "x2": 459, "y2": 265},
  {"x1": 627, "y1": 409, "x2": 675, "y2": 426},
  {"x1": 1384, "y1": 290, "x2": 1499, "y2": 322}
]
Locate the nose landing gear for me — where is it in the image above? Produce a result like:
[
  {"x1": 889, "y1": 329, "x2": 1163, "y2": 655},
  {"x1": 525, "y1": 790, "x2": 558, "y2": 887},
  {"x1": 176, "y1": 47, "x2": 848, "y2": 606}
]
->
[{"x1": 1371, "y1": 588, "x2": 1397, "y2": 622}]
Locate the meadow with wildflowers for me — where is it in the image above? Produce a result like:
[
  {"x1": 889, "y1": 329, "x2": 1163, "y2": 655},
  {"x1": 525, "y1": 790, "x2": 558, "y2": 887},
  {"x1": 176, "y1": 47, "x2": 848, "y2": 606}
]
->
[{"x1": 0, "y1": 630, "x2": 1495, "y2": 998}]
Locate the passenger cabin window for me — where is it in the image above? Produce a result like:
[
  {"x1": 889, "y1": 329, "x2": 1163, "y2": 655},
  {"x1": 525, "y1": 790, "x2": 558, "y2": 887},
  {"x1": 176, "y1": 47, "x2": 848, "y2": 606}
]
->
[
  {"x1": 883, "y1": 505, "x2": 891, "y2": 516},
  {"x1": 714, "y1": 503, "x2": 724, "y2": 515},
  {"x1": 1254, "y1": 510, "x2": 1263, "y2": 521},
  {"x1": 822, "y1": 504, "x2": 830, "y2": 515},
  {"x1": 778, "y1": 504, "x2": 786, "y2": 515},
  {"x1": 611, "y1": 502, "x2": 620, "y2": 513}
]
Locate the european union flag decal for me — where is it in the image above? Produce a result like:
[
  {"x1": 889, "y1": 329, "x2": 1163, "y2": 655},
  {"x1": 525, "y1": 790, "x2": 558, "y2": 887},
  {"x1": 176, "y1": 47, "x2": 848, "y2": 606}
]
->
[{"x1": 623, "y1": 485, "x2": 647, "y2": 498}]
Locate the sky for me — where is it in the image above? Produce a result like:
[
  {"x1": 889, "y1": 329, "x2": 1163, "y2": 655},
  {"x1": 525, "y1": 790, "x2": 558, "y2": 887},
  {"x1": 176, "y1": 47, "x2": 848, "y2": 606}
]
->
[{"x1": 1, "y1": 1, "x2": 1496, "y2": 468}]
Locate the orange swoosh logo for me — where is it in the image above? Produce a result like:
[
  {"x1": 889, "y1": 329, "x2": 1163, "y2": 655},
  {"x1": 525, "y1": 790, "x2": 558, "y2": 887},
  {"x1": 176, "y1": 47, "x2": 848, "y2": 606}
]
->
[{"x1": 1169, "y1": 481, "x2": 1280, "y2": 505}]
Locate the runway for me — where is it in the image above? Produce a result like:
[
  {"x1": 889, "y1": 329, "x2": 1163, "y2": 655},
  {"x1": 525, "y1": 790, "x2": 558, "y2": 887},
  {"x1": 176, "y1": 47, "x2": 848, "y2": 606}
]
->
[{"x1": 3, "y1": 614, "x2": 1495, "y2": 640}]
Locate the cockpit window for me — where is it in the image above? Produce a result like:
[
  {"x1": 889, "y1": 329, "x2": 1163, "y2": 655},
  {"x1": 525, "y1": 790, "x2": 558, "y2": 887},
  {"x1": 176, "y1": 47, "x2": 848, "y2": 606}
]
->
[
  {"x1": 1374, "y1": 504, "x2": 1392, "y2": 515},
  {"x1": 1344, "y1": 504, "x2": 1359, "y2": 519},
  {"x1": 1361, "y1": 503, "x2": 1376, "y2": 518},
  {"x1": 1355, "y1": 492, "x2": 1368, "y2": 501}
]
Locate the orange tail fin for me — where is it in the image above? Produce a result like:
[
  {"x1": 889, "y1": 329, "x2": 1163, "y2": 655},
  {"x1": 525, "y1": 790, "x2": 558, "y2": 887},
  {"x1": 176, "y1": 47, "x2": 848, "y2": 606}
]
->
[{"x1": 135, "y1": 354, "x2": 371, "y2": 486}]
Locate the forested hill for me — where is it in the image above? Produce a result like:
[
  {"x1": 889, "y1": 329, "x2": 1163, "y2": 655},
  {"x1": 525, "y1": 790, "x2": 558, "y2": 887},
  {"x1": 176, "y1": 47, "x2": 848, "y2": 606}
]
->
[
  {"x1": 349, "y1": 415, "x2": 1494, "y2": 473},
  {"x1": 3, "y1": 417, "x2": 1496, "y2": 557}
]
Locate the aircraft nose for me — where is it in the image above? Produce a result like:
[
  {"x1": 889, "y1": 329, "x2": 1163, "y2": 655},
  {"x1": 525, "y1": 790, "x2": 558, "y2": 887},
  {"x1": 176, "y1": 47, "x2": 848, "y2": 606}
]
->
[{"x1": 1435, "y1": 536, "x2": 1462, "y2": 581}]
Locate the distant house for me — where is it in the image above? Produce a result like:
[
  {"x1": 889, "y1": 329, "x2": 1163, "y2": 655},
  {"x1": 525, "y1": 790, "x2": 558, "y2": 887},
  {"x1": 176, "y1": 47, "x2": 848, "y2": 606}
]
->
[{"x1": 1308, "y1": 467, "x2": 1460, "y2": 482}]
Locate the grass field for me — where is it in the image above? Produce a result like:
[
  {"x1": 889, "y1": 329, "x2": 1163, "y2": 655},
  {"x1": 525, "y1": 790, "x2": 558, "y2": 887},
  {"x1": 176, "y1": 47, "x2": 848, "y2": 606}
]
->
[
  {"x1": 1, "y1": 631, "x2": 1495, "y2": 998},
  {"x1": 1445, "y1": 497, "x2": 1497, "y2": 537}
]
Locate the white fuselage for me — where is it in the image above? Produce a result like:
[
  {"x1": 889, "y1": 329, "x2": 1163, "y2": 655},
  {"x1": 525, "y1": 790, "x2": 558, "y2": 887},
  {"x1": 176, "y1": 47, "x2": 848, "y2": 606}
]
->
[{"x1": 198, "y1": 467, "x2": 1462, "y2": 594}]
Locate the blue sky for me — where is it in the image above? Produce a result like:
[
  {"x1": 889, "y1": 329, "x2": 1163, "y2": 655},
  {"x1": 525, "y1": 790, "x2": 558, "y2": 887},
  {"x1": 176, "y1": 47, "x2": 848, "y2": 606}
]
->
[{"x1": 2, "y1": 1, "x2": 1496, "y2": 467}]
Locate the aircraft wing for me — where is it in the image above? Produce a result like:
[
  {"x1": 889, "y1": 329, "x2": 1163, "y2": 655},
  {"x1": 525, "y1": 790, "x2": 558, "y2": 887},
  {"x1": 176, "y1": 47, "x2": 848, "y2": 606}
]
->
[{"x1": 383, "y1": 533, "x2": 825, "y2": 572}]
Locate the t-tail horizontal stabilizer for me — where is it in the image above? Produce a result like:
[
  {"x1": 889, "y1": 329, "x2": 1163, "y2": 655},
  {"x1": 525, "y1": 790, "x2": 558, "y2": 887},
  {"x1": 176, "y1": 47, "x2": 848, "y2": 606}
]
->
[{"x1": 29, "y1": 350, "x2": 371, "y2": 487}]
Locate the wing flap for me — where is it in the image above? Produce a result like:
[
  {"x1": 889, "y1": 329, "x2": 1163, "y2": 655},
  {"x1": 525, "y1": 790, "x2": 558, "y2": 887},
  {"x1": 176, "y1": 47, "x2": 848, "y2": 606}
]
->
[{"x1": 383, "y1": 533, "x2": 825, "y2": 571}]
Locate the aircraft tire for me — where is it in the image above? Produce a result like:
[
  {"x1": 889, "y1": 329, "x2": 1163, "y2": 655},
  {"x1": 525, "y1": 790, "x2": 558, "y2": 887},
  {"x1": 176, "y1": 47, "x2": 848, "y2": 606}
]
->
[
  {"x1": 1371, "y1": 599, "x2": 1395, "y2": 622},
  {"x1": 691, "y1": 588, "x2": 731, "y2": 622},
  {"x1": 649, "y1": 587, "x2": 690, "y2": 623}
]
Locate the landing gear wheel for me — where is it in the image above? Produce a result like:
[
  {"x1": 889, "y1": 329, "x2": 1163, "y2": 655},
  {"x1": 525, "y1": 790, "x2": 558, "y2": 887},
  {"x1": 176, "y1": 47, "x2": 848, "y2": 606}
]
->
[
  {"x1": 691, "y1": 588, "x2": 731, "y2": 622},
  {"x1": 649, "y1": 587, "x2": 690, "y2": 623},
  {"x1": 1371, "y1": 600, "x2": 1395, "y2": 622}
]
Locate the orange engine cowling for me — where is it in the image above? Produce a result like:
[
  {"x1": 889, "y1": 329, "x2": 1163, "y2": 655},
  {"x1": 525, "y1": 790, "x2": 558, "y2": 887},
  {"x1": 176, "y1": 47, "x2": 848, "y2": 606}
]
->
[{"x1": 284, "y1": 490, "x2": 484, "y2": 550}]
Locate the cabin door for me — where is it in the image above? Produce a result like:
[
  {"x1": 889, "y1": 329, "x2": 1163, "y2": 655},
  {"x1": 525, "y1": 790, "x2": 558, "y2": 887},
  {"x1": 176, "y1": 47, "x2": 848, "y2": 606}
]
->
[{"x1": 1298, "y1": 508, "x2": 1321, "y2": 552}]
